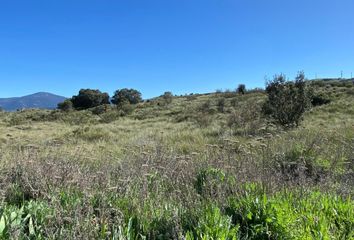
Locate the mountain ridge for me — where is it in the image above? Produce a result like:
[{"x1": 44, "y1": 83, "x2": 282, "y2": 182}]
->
[{"x1": 0, "y1": 92, "x2": 67, "y2": 111}]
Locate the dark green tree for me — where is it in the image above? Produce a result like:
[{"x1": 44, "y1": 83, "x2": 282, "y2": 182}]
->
[
  {"x1": 237, "y1": 84, "x2": 246, "y2": 95},
  {"x1": 111, "y1": 88, "x2": 142, "y2": 105},
  {"x1": 71, "y1": 89, "x2": 110, "y2": 110},
  {"x1": 262, "y1": 72, "x2": 311, "y2": 127}
]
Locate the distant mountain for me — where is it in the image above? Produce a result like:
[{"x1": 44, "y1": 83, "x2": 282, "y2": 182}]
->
[{"x1": 0, "y1": 92, "x2": 67, "y2": 111}]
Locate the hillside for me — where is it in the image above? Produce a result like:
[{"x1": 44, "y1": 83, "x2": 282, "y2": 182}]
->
[
  {"x1": 0, "y1": 79, "x2": 353, "y2": 239},
  {"x1": 0, "y1": 92, "x2": 66, "y2": 111}
]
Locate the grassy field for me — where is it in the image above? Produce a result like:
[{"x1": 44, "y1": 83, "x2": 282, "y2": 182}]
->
[{"x1": 0, "y1": 80, "x2": 353, "y2": 239}]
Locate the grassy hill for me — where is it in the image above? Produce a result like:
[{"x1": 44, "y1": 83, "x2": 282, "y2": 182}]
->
[{"x1": 0, "y1": 79, "x2": 353, "y2": 239}]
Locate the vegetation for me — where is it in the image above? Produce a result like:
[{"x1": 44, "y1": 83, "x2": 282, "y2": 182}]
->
[
  {"x1": 237, "y1": 84, "x2": 246, "y2": 95},
  {"x1": 70, "y1": 89, "x2": 110, "y2": 110},
  {"x1": 57, "y1": 99, "x2": 73, "y2": 112},
  {"x1": 161, "y1": 91, "x2": 173, "y2": 105},
  {"x1": 112, "y1": 88, "x2": 142, "y2": 105},
  {"x1": 0, "y1": 78, "x2": 353, "y2": 239},
  {"x1": 262, "y1": 72, "x2": 311, "y2": 128}
]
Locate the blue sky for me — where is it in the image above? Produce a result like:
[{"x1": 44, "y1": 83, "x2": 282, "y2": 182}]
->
[{"x1": 0, "y1": 0, "x2": 353, "y2": 98}]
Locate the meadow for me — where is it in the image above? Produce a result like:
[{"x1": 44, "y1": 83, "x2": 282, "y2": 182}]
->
[{"x1": 0, "y1": 79, "x2": 353, "y2": 239}]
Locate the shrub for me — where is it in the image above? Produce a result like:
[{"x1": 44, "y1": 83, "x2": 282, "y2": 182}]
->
[
  {"x1": 160, "y1": 91, "x2": 173, "y2": 105},
  {"x1": 90, "y1": 104, "x2": 110, "y2": 115},
  {"x1": 227, "y1": 101, "x2": 263, "y2": 136},
  {"x1": 262, "y1": 72, "x2": 311, "y2": 128},
  {"x1": 195, "y1": 113, "x2": 213, "y2": 128},
  {"x1": 111, "y1": 88, "x2": 142, "y2": 105},
  {"x1": 198, "y1": 100, "x2": 214, "y2": 114},
  {"x1": 116, "y1": 101, "x2": 135, "y2": 116},
  {"x1": 217, "y1": 98, "x2": 226, "y2": 113},
  {"x1": 99, "y1": 110, "x2": 121, "y2": 123},
  {"x1": 311, "y1": 94, "x2": 331, "y2": 106},
  {"x1": 57, "y1": 99, "x2": 73, "y2": 112},
  {"x1": 7, "y1": 114, "x2": 27, "y2": 126},
  {"x1": 273, "y1": 144, "x2": 327, "y2": 183}
]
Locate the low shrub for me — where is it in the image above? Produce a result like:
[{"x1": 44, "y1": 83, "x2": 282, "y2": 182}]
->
[
  {"x1": 217, "y1": 98, "x2": 226, "y2": 113},
  {"x1": 311, "y1": 94, "x2": 331, "y2": 106}
]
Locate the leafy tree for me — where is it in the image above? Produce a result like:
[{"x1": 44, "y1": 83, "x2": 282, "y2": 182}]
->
[
  {"x1": 57, "y1": 99, "x2": 73, "y2": 112},
  {"x1": 237, "y1": 84, "x2": 246, "y2": 95},
  {"x1": 262, "y1": 72, "x2": 311, "y2": 127},
  {"x1": 111, "y1": 88, "x2": 142, "y2": 105},
  {"x1": 71, "y1": 89, "x2": 110, "y2": 110}
]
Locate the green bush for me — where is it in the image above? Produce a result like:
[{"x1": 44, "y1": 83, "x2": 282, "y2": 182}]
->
[{"x1": 262, "y1": 72, "x2": 311, "y2": 128}]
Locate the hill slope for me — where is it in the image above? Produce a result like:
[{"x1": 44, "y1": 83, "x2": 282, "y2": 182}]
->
[
  {"x1": 0, "y1": 92, "x2": 66, "y2": 111},
  {"x1": 0, "y1": 79, "x2": 353, "y2": 239}
]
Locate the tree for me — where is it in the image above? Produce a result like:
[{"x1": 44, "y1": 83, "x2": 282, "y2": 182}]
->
[
  {"x1": 111, "y1": 88, "x2": 142, "y2": 105},
  {"x1": 237, "y1": 84, "x2": 246, "y2": 95},
  {"x1": 57, "y1": 99, "x2": 73, "y2": 112},
  {"x1": 71, "y1": 89, "x2": 110, "y2": 110},
  {"x1": 262, "y1": 72, "x2": 311, "y2": 128}
]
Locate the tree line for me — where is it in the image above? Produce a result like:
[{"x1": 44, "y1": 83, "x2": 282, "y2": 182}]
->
[
  {"x1": 58, "y1": 72, "x2": 331, "y2": 128},
  {"x1": 58, "y1": 88, "x2": 143, "y2": 111}
]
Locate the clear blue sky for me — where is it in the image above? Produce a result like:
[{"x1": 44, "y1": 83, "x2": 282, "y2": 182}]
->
[{"x1": 1, "y1": 0, "x2": 353, "y2": 98}]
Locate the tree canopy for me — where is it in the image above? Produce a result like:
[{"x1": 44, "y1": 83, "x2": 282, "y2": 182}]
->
[
  {"x1": 71, "y1": 89, "x2": 110, "y2": 110},
  {"x1": 111, "y1": 88, "x2": 142, "y2": 105}
]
